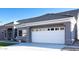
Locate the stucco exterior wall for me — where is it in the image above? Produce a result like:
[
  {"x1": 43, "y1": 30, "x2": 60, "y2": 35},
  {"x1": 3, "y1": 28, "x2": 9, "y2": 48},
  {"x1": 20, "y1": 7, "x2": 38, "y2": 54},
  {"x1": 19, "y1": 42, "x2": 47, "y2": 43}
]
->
[
  {"x1": 64, "y1": 22, "x2": 72, "y2": 44},
  {"x1": 64, "y1": 17, "x2": 76, "y2": 45}
]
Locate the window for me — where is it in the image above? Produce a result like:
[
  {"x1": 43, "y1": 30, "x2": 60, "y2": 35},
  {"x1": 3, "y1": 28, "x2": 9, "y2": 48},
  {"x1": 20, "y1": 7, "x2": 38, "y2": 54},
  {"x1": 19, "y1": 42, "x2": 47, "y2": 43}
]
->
[
  {"x1": 51, "y1": 28, "x2": 54, "y2": 31},
  {"x1": 60, "y1": 27, "x2": 64, "y2": 30},
  {"x1": 55, "y1": 27, "x2": 59, "y2": 30},
  {"x1": 19, "y1": 30, "x2": 22, "y2": 36},
  {"x1": 48, "y1": 28, "x2": 50, "y2": 31},
  {"x1": 38, "y1": 29, "x2": 41, "y2": 31},
  {"x1": 23, "y1": 30, "x2": 27, "y2": 36}
]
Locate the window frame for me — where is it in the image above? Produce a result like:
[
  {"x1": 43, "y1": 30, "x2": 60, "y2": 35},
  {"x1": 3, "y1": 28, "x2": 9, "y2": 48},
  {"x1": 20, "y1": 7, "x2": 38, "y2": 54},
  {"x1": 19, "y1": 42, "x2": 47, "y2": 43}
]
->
[
  {"x1": 51, "y1": 28, "x2": 54, "y2": 31},
  {"x1": 60, "y1": 27, "x2": 64, "y2": 30},
  {"x1": 19, "y1": 30, "x2": 22, "y2": 36},
  {"x1": 55, "y1": 27, "x2": 59, "y2": 31}
]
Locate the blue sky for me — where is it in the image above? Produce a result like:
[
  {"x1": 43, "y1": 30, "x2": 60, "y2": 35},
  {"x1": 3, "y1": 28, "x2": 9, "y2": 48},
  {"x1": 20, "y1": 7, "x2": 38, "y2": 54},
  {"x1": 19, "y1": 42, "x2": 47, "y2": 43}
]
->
[{"x1": 0, "y1": 8, "x2": 77, "y2": 25}]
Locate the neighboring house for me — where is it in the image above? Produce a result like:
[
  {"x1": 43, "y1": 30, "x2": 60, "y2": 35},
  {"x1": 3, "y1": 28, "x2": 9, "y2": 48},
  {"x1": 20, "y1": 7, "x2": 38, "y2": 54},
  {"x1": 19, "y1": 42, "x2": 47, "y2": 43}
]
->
[
  {"x1": 0, "y1": 22, "x2": 14, "y2": 40},
  {"x1": 0, "y1": 26, "x2": 5, "y2": 40},
  {"x1": 1, "y1": 9, "x2": 79, "y2": 45}
]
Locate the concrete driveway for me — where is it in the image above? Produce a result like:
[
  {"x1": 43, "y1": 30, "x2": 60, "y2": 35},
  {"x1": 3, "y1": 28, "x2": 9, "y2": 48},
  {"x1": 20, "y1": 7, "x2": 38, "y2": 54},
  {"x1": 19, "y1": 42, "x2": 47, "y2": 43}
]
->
[
  {"x1": 1, "y1": 43, "x2": 79, "y2": 59},
  {"x1": 11, "y1": 43, "x2": 65, "y2": 49}
]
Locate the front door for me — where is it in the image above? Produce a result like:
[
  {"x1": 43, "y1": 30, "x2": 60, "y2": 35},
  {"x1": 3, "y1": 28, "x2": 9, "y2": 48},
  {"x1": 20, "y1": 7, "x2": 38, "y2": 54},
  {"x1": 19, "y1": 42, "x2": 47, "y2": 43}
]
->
[{"x1": 7, "y1": 28, "x2": 13, "y2": 40}]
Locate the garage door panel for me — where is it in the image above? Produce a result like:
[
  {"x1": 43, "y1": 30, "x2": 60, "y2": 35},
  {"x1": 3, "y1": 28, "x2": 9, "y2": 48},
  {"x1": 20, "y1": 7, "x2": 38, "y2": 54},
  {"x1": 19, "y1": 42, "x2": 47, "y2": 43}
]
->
[{"x1": 32, "y1": 27, "x2": 65, "y2": 44}]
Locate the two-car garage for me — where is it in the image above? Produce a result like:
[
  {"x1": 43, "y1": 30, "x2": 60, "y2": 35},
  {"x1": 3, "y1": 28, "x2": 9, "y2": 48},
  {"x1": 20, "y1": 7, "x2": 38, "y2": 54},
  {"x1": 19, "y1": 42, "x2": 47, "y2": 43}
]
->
[
  {"x1": 15, "y1": 10, "x2": 75, "y2": 45},
  {"x1": 31, "y1": 26, "x2": 65, "y2": 44}
]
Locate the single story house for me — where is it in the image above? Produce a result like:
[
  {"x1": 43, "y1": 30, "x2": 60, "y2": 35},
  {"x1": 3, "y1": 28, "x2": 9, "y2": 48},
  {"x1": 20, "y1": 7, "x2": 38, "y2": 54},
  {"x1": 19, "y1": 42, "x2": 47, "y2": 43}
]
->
[
  {"x1": 0, "y1": 22, "x2": 14, "y2": 40},
  {"x1": 1, "y1": 9, "x2": 79, "y2": 45}
]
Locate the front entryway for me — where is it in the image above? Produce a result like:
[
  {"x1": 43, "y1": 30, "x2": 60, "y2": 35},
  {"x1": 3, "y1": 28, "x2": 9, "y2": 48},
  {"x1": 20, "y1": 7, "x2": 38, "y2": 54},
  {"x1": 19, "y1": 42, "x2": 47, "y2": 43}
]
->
[{"x1": 7, "y1": 28, "x2": 13, "y2": 40}]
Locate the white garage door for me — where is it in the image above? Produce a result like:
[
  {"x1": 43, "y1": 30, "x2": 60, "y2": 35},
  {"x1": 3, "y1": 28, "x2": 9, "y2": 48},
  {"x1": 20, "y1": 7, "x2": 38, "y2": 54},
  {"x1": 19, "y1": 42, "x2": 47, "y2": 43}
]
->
[{"x1": 31, "y1": 27, "x2": 65, "y2": 44}]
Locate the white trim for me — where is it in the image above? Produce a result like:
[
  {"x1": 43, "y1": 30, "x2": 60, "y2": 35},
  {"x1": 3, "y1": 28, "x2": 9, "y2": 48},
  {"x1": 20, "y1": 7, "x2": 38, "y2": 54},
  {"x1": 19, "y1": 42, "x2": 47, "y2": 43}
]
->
[
  {"x1": 77, "y1": 12, "x2": 79, "y2": 39},
  {"x1": 71, "y1": 17, "x2": 76, "y2": 42},
  {"x1": 15, "y1": 17, "x2": 73, "y2": 28}
]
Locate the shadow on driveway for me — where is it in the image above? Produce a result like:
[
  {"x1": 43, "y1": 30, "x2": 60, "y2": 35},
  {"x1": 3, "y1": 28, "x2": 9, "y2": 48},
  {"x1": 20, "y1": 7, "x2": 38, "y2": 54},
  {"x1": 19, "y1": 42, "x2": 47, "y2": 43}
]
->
[{"x1": 12, "y1": 43, "x2": 65, "y2": 49}]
